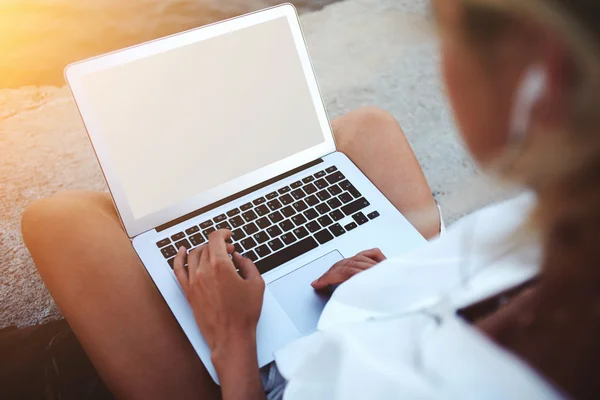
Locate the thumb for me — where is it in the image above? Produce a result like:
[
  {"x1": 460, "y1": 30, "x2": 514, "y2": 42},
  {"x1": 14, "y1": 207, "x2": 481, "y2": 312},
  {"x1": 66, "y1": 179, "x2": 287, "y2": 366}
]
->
[{"x1": 232, "y1": 252, "x2": 260, "y2": 279}]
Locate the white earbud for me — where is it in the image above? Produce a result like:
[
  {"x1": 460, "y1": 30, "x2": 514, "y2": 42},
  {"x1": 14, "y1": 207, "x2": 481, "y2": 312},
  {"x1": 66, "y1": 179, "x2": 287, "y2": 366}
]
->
[{"x1": 509, "y1": 65, "x2": 547, "y2": 143}]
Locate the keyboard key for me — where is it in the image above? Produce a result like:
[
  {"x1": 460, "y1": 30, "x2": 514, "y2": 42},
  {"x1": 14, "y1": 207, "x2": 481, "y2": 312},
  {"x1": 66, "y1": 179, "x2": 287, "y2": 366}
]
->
[
  {"x1": 279, "y1": 219, "x2": 295, "y2": 232},
  {"x1": 232, "y1": 228, "x2": 246, "y2": 241},
  {"x1": 230, "y1": 216, "x2": 244, "y2": 228},
  {"x1": 314, "y1": 229, "x2": 334, "y2": 245},
  {"x1": 213, "y1": 214, "x2": 227, "y2": 223},
  {"x1": 292, "y1": 200, "x2": 308, "y2": 212},
  {"x1": 292, "y1": 214, "x2": 307, "y2": 226},
  {"x1": 281, "y1": 206, "x2": 296, "y2": 218},
  {"x1": 314, "y1": 170, "x2": 326, "y2": 178},
  {"x1": 266, "y1": 191, "x2": 278, "y2": 200},
  {"x1": 294, "y1": 226, "x2": 309, "y2": 239},
  {"x1": 185, "y1": 226, "x2": 200, "y2": 235},
  {"x1": 241, "y1": 202, "x2": 253, "y2": 211},
  {"x1": 339, "y1": 180, "x2": 352, "y2": 191},
  {"x1": 345, "y1": 222, "x2": 358, "y2": 231},
  {"x1": 242, "y1": 210, "x2": 258, "y2": 222},
  {"x1": 304, "y1": 208, "x2": 319, "y2": 221},
  {"x1": 256, "y1": 237, "x2": 319, "y2": 274},
  {"x1": 254, "y1": 231, "x2": 270, "y2": 244},
  {"x1": 353, "y1": 212, "x2": 369, "y2": 225},
  {"x1": 243, "y1": 250, "x2": 258, "y2": 262},
  {"x1": 161, "y1": 245, "x2": 178, "y2": 259},
  {"x1": 349, "y1": 186, "x2": 362, "y2": 198},
  {"x1": 291, "y1": 181, "x2": 303, "y2": 189},
  {"x1": 306, "y1": 221, "x2": 321, "y2": 233},
  {"x1": 175, "y1": 239, "x2": 192, "y2": 250},
  {"x1": 314, "y1": 179, "x2": 329, "y2": 190},
  {"x1": 329, "y1": 223, "x2": 345, "y2": 237},
  {"x1": 368, "y1": 211, "x2": 381, "y2": 220},
  {"x1": 227, "y1": 208, "x2": 240, "y2": 217},
  {"x1": 267, "y1": 226, "x2": 283, "y2": 238},
  {"x1": 216, "y1": 222, "x2": 232, "y2": 231},
  {"x1": 326, "y1": 172, "x2": 345, "y2": 184},
  {"x1": 330, "y1": 209, "x2": 344, "y2": 221},
  {"x1": 171, "y1": 232, "x2": 185, "y2": 241},
  {"x1": 316, "y1": 190, "x2": 331, "y2": 201},
  {"x1": 255, "y1": 244, "x2": 271, "y2": 258},
  {"x1": 339, "y1": 192, "x2": 353, "y2": 204},
  {"x1": 302, "y1": 176, "x2": 315, "y2": 184},
  {"x1": 318, "y1": 215, "x2": 334, "y2": 227},
  {"x1": 280, "y1": 194, "x2": 294, "y2": 205},
  {"x1": 256, "y1": 217, "x2": 271, "y2": 230},
  {"x1": 281, "y1": 232, "x2": 297, "y2": 245},
  {"x1": 255, "y1": 205, "x2": 269, "y2": 216},
  {"x1": 305, "y1": 195, "x2": 319, "y2": 207},
  {"x1": 328, "y1": 184, "x2": 342, "y2": 196},
  {"x1": 253, "y1": 197, "x2": 266, "y2": 206},
  {"x1": 327, "y1": 198, "x2": 342, "y2": 209},
  {"x1": 291, "y1": 188, "x2": 306, "y2": 200},
  {"x1": 167, "y1": 258, "x2": 175, "y2": 269},
  {"x1": 278, "y1": 186, "x2": 291, "y2": 194},
  {"x1": 267, "y1": 199, "x2": 283, "y2": 211},
  {"x1": 200, "y1": 220, "x2": 213, "y2": 229},
  {"x1": 268, "y1": 238, "x2": 285, "y2": 251},
  {"x1": 203, "y1": 227, "x2": 216, "y2": 239},
  {"x1": 156, "y1": 238, "x2": 171, "y2": 248},
  {"x1": 243, "y1": 222, "x2": 259, "y2": 235},
  {"x1": 234, "y1": 243, "x2": 244, "y2": 254},
  {"x1": 190, "y1": 233, "x2": 205, "y2": 246},
  {"x1": 268, "y1": 211, "x2": 284, "y2": 224},
  {"x1": 316, "y1": 203, "x2": 331, "y2": 215},
  {"x1": 241, "y1": 237, "x2": 257, "y2": 250},
  {"x1": 326, "y1": 166, "x2": 338, "y2": 173},
  {"x1": 304, "y1": 183, "x2": 318, "y2": 194},
  {"x1": 342, "y1": 198, "x2": 370, "y2": 216}
]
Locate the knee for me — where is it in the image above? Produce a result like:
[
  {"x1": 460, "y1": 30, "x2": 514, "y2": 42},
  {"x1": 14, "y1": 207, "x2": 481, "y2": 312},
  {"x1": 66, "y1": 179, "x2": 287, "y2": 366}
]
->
[
  {"x1": 21, "y1": 191, "x2": 112, "y2": 248},
  {"x1": 333, "y1": 107, "x2": 404, "y2": 152}
]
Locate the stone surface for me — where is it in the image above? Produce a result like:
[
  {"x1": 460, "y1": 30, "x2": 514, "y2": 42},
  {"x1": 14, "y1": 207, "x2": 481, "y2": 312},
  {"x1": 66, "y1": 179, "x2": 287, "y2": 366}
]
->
[{"x1": 0, "y1": 0, "x2": 503, "y2": 328}]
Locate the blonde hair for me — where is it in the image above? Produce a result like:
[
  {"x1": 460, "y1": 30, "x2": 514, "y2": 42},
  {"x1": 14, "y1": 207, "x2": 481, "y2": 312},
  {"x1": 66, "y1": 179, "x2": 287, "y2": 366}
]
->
[{"x1": 459, "y1": 0, "x2": 600, "y2": 244}]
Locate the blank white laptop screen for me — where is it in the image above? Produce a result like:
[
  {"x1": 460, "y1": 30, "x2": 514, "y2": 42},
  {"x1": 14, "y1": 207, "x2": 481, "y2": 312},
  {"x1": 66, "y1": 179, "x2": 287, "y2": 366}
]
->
[{"x1": 79, "y1": 16, "x2": 325, "y2": 220}]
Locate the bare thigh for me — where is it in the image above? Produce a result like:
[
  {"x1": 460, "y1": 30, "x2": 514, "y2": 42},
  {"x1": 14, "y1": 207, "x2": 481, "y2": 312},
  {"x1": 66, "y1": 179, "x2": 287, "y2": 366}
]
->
[
  {"x1": 22, "y1": 191, "x2": 221, "y2": 400},
  {"x1": 332, "y1": 107, "x2": 439, "y2": 239}
]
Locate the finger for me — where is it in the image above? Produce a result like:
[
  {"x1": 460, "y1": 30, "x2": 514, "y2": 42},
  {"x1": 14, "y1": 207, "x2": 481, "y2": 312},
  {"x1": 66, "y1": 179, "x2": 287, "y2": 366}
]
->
[
  {"x1": 226, "y1": 243, "x2": 235, "y2": 255},
  {"x1": 358, "y1": 248, "x2": 387, "y2": 263},
  {"x1": 311, "y1": 262, "x2": 365, "y2": 290},
  {"x1": 207, "y1": 230, "x2": 233, "y2": 266},
  {"x1": 173, "y1": 247, "x2": 189, "y2": 291},
  {"x1": 232, "y1": 252, "x2": 260, "y2": 279},
  {"x1": 187, "y1": 245, "x2": 207, "y2": 281},
  {"x1": 187, "y1": 244, "x2": 203, "y2": 268},
  {"x1": 353, "y1": 255, "x2": 380, "y2": 267}
]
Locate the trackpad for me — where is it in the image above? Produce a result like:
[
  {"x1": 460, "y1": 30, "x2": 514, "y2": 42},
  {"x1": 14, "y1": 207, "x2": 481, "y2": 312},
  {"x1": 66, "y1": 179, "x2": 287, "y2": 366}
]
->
[{"x1": 268, "y1": 251, "x2": 343, "y2": 333}]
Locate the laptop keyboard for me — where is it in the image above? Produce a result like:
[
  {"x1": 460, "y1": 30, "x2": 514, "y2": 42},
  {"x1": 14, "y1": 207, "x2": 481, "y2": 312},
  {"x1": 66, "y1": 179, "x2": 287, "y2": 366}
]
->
[{"x1": 156, "y1": 165, "x2": 381, "y2": 275}]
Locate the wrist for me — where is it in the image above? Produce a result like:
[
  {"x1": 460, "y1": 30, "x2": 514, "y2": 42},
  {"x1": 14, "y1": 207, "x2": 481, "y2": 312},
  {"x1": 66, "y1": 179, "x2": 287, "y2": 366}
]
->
[{"x1": 211, "y1": 330, "x2": 258, "y2": 373}]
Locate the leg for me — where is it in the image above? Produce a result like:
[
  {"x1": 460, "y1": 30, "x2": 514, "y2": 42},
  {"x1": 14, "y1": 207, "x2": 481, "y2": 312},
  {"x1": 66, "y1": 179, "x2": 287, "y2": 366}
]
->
[
  {"x1": 332, "y1": 107, "x2": 440, "y2": 239},
  {"x1": 21, "y1": 191, "x2": 220, "y2": 400}
]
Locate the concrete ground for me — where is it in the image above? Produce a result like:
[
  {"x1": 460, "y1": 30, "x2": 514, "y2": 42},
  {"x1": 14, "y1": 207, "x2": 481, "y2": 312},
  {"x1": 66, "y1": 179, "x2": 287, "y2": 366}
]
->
[{"x1": 0, "y1": 0, "x2": 502, "y2": 328}]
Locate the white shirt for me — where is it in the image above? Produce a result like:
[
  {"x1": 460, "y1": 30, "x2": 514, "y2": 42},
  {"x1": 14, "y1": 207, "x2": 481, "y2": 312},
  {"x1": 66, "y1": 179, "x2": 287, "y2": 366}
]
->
[{"x1": 274, "y1": 194, "x2": 566, "y2": 399}]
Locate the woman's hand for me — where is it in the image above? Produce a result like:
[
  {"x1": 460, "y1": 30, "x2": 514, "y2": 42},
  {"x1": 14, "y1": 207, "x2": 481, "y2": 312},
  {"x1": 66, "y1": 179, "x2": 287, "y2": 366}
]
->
[
  {"x1": 174, "y1": 230, "x2": 266, "y2": 399},
  {"x1": 311, "y1": 248, "x2": 386, "y2": 290},
  {"x1": 173, "y1": 229, "x2": 265, "y2": 357}
]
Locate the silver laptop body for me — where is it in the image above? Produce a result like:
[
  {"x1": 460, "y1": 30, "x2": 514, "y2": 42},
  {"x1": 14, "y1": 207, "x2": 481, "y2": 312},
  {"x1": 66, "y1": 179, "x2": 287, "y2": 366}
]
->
[{"x1": 65, "y1": 4, "x2": 425, "y2": 383}]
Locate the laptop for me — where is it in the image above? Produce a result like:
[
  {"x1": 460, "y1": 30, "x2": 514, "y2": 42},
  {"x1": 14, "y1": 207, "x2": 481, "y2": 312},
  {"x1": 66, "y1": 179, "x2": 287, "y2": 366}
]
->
[{"x1": 65, "y1": 3, "x2": 426, "y2": 383}]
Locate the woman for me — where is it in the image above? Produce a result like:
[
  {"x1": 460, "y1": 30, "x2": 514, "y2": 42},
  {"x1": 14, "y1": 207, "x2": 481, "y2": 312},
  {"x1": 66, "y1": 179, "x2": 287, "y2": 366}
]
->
[{"x1": 21, "y1": 0, "x2": 600, "y2": 398}]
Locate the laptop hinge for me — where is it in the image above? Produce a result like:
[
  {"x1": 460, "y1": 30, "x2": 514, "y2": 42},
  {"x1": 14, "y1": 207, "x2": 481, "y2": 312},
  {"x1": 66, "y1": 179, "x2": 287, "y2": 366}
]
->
[{"x1": 155, "y1": 158, "x2": 325, "y2": 233}]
